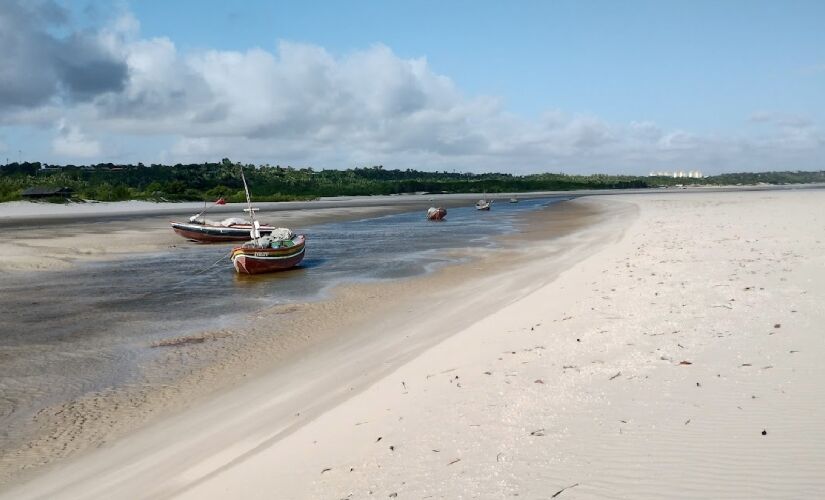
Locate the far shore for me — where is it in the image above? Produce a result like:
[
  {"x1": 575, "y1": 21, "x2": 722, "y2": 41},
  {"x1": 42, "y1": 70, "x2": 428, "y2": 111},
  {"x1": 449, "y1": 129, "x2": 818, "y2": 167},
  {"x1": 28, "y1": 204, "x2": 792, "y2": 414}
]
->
[{"x1": 2, "y1": 183, "x2": 823, "y2": 227}]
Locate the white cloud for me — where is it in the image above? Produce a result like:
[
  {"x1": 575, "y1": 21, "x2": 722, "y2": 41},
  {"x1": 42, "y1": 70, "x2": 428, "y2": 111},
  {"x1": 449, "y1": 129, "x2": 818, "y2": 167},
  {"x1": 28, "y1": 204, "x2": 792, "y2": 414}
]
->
[
  {"x1": 52, "y1": 119, "x2": 101, "y2": 158},
  {"x1": 749, "y1": 111, "x2": 813, "y2": 128}
]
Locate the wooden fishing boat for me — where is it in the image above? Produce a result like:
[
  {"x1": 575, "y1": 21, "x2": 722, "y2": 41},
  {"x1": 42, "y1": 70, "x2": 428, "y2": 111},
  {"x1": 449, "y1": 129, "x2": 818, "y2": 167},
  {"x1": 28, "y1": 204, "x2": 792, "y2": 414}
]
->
[
  {"x1": 427, "y1": 207, "x2": 447, "y2": 220},
  {"x1": 230, "y1": 169, "x2": 306, "y2": 274},
  {"x1": 171, "y1": 217, "x2": 276, "y2": 242},
  {"x1": 171, "y1": 193, "x2": 276, "y2": 242},
  {"x1": 231, "y1": 231, "x2": 306, "y2": 274}
]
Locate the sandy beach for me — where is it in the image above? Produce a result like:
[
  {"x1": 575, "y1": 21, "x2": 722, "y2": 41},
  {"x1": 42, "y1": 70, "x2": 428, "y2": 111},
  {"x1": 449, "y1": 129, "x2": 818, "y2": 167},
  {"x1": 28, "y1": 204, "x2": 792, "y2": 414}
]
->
[{"x1": 3, "y1": 189, "x2": 825, "y2": 499}]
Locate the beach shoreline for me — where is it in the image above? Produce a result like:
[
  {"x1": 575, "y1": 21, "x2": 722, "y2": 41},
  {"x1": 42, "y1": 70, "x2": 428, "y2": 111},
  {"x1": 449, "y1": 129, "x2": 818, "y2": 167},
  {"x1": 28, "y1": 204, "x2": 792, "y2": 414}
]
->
[
  {"x1": 3, "y1": 189, "x2": 825, "y2": 499},
  {"x1": 0, "y1": 196, "x2": 613, "y2": 491}
]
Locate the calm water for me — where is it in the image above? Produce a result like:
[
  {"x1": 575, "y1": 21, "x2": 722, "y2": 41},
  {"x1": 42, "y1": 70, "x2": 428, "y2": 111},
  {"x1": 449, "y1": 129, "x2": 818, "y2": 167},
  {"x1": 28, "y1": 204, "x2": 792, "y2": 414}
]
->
[{"x1": 0, "y1": 197, "x2": 568, "y2": 432}]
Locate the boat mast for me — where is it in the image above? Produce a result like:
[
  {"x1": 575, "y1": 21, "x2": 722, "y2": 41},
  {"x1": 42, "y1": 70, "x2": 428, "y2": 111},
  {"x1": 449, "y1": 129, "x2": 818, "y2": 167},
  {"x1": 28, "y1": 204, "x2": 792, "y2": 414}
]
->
[{"x1": 240, "y1": 167, "x2": 261, "y2": 239}]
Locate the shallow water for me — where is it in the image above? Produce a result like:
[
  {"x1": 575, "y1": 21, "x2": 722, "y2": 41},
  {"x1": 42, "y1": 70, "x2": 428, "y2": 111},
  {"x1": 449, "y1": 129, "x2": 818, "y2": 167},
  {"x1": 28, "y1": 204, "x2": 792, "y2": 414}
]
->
[{"x1": 0, "y1": 197, "x2": 568, "y2": 435}]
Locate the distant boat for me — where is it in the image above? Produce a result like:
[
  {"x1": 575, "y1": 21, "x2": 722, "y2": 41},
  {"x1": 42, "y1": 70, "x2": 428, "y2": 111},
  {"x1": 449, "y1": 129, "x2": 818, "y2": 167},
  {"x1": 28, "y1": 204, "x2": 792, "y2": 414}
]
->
[
  {"x1": 509, "y1": 197, "x2": 519, "y2": 203},
  {"x1": 427, "y1": 207, "x2": 447, "y2": 220},
  {"x1": 475, "y1": 196, "x2": 491, "y2": 211},
  {"x1": 230, "y1": 169, "x2": 305, "y2": 274}
]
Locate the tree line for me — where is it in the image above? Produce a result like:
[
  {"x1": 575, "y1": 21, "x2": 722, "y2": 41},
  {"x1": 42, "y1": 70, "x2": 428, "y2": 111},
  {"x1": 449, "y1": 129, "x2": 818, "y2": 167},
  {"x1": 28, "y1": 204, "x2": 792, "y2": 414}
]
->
[{"x1": 0, "y1": 158, "x2": 822, "y2": 203}]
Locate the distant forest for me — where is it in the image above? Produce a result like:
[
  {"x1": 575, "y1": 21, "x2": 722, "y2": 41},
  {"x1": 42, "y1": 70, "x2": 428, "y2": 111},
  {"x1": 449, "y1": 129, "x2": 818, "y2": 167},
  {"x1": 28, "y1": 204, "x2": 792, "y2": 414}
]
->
[{"x1": 1, "y1": 158, "x2": 823, "y2": 203}]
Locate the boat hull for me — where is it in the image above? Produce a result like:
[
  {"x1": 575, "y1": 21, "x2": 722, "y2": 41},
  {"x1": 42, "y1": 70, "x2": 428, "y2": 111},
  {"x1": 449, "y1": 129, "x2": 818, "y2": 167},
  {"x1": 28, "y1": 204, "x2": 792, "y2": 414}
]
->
[
  {"x1": 426, "y1": 207, "x2": 447, "y2": 220},
  {"x1": 231, "y1": 236, "x2": 306, "y2": 274},
  {"x1": 171, "y1": 222, "x2": 275, "y2": 242}
]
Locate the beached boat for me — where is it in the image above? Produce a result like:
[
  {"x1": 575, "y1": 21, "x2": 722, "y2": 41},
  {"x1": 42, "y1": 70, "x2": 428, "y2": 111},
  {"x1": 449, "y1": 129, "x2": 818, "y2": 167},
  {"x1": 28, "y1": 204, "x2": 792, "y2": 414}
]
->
[
  {"x1": 170, "y1": 193, "x2": 276, "y2": 242},
  {"x1": 171, "y1": 216, "x2": 276, "y2": 242},
  {"x1": 427, "y1": 207, "x2": 447, "y2": 220},
  {"x1": 230, "y1": 169, "x2": 306, "y2": 274},
  {"x1": 475, "y1": 198, "x2": 491, "y2": 211},
  {"x1": 231, "y1": 230, "x2": 306, "y2": 274},
  {"x1": 509, "y1": 197, "x2": 519, "y2": 203}
]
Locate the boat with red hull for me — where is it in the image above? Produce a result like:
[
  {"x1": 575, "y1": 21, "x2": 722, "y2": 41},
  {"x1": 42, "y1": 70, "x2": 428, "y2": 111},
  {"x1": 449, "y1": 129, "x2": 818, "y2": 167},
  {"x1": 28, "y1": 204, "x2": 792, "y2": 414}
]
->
[
  {"x1": 231, "y1": 233, "x2": 306, "y2": 274},
  {"x1": 171, "y1": 219, "x2": 276, "y2": 242},
  {"x1": 228, "y1": 168, "x2": 306, "y2": 274},
  {"x1": 427, "y1": 207, "x2": 447, "y2": 220}
]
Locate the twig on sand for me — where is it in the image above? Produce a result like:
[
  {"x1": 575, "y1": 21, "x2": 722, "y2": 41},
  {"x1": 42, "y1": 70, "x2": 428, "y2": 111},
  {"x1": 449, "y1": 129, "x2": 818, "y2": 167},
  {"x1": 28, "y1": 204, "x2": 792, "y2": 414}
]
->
[
  {"x1": 321, "y1": 467, "x2": 332, "y2": 474},
  {"x1": 551, "y1": 483, "x2": 580, "y2": 498},
  {"x1": 530, "y1": 429, "x2": 545, "y2": 436},
  {"x1": 609, "y1": 372, "x2": 622, "y2": 380},
  {"x1": 448, "y1": 458, "x2": 461, "y2": 465},
  {"x1": 712, "y1": 304, "x2": 733, "y2": 310},
  {"x1": 151, "y1": 335, "x2": 206, "y2": 347}
]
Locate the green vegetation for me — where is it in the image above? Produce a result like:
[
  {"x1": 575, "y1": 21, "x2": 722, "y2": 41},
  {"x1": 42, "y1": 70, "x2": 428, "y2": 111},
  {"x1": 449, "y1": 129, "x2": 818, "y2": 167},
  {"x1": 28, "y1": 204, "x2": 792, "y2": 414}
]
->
[{"x1": 0, "y1": 158, "x2": 823, "y2": 203}]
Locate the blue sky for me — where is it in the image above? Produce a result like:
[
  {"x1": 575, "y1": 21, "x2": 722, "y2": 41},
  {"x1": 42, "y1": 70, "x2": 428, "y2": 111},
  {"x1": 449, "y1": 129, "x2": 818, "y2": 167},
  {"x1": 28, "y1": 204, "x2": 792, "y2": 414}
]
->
[{"x1": 0, "y1": 0, "x2": 823, "y2": 173}]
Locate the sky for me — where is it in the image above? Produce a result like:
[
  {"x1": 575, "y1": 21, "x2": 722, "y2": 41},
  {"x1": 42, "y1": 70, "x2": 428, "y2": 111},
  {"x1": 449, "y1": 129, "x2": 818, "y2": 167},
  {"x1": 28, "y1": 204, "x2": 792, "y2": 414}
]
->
[{"x1": 0, "y1": 0, "x2": 823, "y2": 174}]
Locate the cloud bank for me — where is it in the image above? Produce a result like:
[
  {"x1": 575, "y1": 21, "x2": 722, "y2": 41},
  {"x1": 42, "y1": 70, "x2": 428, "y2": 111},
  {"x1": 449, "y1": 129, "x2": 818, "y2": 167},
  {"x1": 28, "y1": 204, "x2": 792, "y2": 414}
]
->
[{"x1": 0, "y1": 1, "x2": 822, "y2": 173}]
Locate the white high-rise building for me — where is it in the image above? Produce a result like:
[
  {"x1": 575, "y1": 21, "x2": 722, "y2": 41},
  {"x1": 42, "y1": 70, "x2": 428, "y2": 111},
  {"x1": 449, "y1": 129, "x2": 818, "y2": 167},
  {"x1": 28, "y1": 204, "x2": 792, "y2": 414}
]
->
[{"x1": 648, "y1": 170, "x2": 704, "y2": 178}]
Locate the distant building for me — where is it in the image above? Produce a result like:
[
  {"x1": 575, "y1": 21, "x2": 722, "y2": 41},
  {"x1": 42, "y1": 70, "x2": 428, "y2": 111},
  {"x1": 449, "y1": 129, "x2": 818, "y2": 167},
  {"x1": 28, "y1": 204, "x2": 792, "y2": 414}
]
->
[
  {"x1": 21, "y1": 186, "x2": 74, "y2": 199},
  {"x1": 648, "y1": 170, "x2": 704, "y2": 178}
]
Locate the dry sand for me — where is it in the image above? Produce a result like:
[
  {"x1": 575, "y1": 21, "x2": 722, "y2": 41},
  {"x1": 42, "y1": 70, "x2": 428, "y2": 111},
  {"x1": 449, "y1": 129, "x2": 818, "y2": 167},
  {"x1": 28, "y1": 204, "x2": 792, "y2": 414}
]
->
[{"x1": 4, "y1": 189, "x2": 825, "y2": 499}]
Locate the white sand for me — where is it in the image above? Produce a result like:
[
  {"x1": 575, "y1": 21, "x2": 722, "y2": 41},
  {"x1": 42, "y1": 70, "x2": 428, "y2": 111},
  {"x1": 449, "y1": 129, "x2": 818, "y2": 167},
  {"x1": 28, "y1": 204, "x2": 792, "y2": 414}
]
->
[{"x1": 4, "y1": 189, "x2": 825, "y2": 499}]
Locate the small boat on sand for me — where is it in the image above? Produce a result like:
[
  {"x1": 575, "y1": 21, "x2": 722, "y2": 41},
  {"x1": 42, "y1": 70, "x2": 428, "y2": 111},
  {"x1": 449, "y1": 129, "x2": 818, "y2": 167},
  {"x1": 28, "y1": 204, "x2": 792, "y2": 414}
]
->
[
  {"x1": 475, "y1": 198, "x2": 491, "y2": 211},
  {"x1": 231, "y1": 229, "x2": 306, "y2": 274},
  {"x1": 509, "y1": 197, "x2": 519, "y2": 203},
  {"x1": 230, "y1": 169, "x2": 305, "y2": 274},
  {"x1": 171, "y1": 191, "x2": 276, "y2": 242},
  {"x1": 427, "y1": 207, "x2": 447, "y2": 220},
  {"x1": 171, "y1": 216, "x2": 276, "y2": 242}
]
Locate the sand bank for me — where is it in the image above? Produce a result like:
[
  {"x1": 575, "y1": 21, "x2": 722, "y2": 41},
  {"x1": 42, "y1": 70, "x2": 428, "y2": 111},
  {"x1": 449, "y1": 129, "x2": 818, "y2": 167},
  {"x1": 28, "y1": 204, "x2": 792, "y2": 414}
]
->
[{"x1": 5, "y1": 189, "x2": 825, "y2": 499}]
